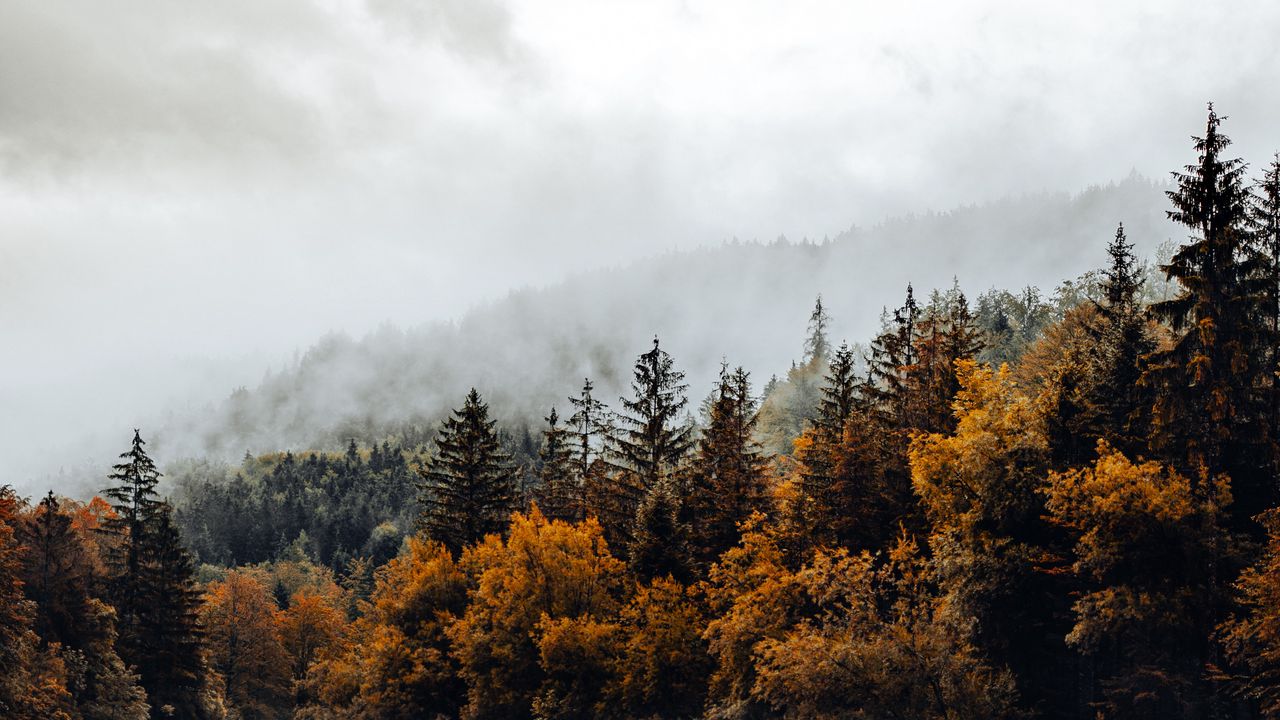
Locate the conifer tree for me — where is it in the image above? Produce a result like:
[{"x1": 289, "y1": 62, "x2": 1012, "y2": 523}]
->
[
  {"x1": 815, "y1": 342, "x2": 858, "y2": 439},
  {"x1": 1253, "y1": 155, "x2": 1280, "y2": 444},
  {"x1": 567, "y1": 378, "x2": 611, "y2": 483},
  {"x1": 17, "y1": 493, "x2": 150, "y2": 719},
  {"x1": 803, "y1": 294, "x2": 832, "y2": 366},
  {"x1": 1145, "y1": 105, "x2": 1276, "y2": 526},
  {"x1": 628, "y1": 480, "x2": 691, "y2": 582},
  {"x1": 866, "y1": 285, "x2": 920, "y2": 428},
  {"x1": 0, "y1": 486, "x2": 77, "y2": 719},
  {"x1": 536, "y1": 407, "x2": 582, "y2": 523},
  {"x1": 1085, "y1": 223, "x2": 1155, "y2": 458},
  {"x1": 416, "y1": 388, "x2": 517, "y2": 555},
  {"x1": 686, "y1": 365, "x2": 767, "y2": 571},
  {"x1": 101, "y1": 430, "x2": 210, "y2": 720},
  {"x1": 610, "y1": 337, "x2": 693, "y2": 488}
]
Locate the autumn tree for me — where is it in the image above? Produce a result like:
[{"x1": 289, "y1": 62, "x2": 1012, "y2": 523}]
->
[
  {"x1": 753, "y1": 535, "x2": 1022, "y2": 719},
  {"x1": 607, "y1": 577, "x2": 711, "y2": 719},
  {"x1": 0, "y1": 486, "x2": 77, "y2": 720},
  {"x1": 17, "y1": 493, "x2": 149, "y2": 720},
  {"x1": 203, "y1": 571, "x2": 292, "y2": 719},
  {"x1": 449, "y1": 509, "x2": 625, "y2": 720},
  {"x1": 910, "y1": 362, "x2": 1073, "y2": 714},
  {"x1": 1045, "y1": 443, "x2": 1230, "y2": 718},
  {"x1": 416, "y1": 389, "x2": 517, "y2": 555},
  {"x1": 1221, "y1": 508, "x2": 1280, "y2": 717},
  {"x1": 703, "y1": 515, "x2": 804, "y2": 719},
  {"x1": 304, "y1": 534, "x2": 466, "y2": 719}
]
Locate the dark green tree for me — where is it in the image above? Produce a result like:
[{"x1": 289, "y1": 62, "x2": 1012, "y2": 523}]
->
[
  {"x1": 608, "y1": 337, "x2": 693, "y2": 500},
  {"x1": 686, "y1": 365, "x2": 767, "y2": 571},
  {"x1": 416, "y1": 388, "x2": 517, "y2": 555},
  {"x1": 535, "y1": 407, "x2": 582, "y2": 523},
  {"x1": 101, "y1": 430, "x2": 210, "y2": 720},
  {"x1": 1145, "y1": 104, "x2": 1277, "y2": 527}
]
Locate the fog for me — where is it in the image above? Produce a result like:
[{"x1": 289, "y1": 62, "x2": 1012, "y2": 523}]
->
[{"x1": 3, "y1": 1, "x2": 1280, "y2": 493}]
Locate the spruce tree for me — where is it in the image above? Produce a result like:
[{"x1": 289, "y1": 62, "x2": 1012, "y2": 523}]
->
[
  {"x1": 416, "y1": 388, "x2": 517, "y2": 555},
  {"x1": 803, "y1": 294, "x2": 832, "y2": 366},
  {"x1": 1145, "y1": 105, "x2": 1276, "y2": 526},
  {"x1": 100, "y1": 430, "x2": 209, "y2": 720},
  {"x1": 1252, "y1": 155, "x2": 1280, "y2": 447},
  {"x1": 686, "y1": 365, "x2": 767, "y2": 571},
  {"x1": 815, "y1": 342, "x2": 858, "y2": 439},
  {"x1": 535, "y1": 407, "x2": 582, "y2": 523},
  {"x1": 567, "y1": 377, "x2": 611, "y2": 484},
  {"x1": 604, "y1": 337, "x2": 693, "y2": 558},
  {"x1": 609, "y1": 336, "x2": 693, "y2": 492},
  {"x1": 1083, "y1": 223, "x2": 1154, "y2": 458},
  {"x1": 866, "y1": 285, "x2": 920, "y2": 429}
]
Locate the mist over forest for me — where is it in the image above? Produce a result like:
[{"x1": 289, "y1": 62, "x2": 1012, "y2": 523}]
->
[
  {"x1": 11, "y1": 3, "x2": 1280, "y2": 720},
  {"x1": 17, "y1": 172, "x2": 1171, "y2": 497}
]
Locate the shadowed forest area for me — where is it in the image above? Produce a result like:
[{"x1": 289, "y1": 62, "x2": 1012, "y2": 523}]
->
[{"x1": 8, "y1": 106, "x2": 1280, "y2": 720}]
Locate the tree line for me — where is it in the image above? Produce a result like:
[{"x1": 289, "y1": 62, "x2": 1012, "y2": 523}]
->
[{"x1": 4, "y1": 104, "x2": 1280, "y2": 719}]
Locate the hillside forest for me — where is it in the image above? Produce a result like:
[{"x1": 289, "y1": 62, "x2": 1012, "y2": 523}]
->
[{"x1": 8, "y1": 105, "x2": 1280, "y2": 720}]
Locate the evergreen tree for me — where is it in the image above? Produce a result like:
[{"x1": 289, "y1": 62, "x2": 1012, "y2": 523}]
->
[
  {"x1": 1084, "y1": 223, "x2": 1155, "y2": 459},
  {"x1": 866, "y1": 285, "x2": 920, "y2": 429},
  {"x1": 803, "y1": 294, "x2": 832, "y2": 366},
  {"x1": 610, "y1": 337, "x2": 693, "y2": 488},
  {"x1": 815, "y1": 342, "x2": 858, "y2": 439},
  {"x1": 567, "y1": 378, "x2": 611, "y2": 487},
  {"x1": 101, "y1": 430, "x2": 211, "y2": 720},
  {"x1": 1253, "y1": 155, "x2": 1280, "y2": 448},
  {"x1": 1145, "y1": 104, "x2": 1276, "y2": 527},
  {"x1": 686, "y1": 365, "x2": 767, "y2": 571},
  {"x1": 416, "y1": 388, "x2": 517, "y2": 555},
  {"x1": 628, "y1": 480, "x2": 691, "y2": 583},
  {"x1": 536, "y1": 407, "x2": 582, "y2": 523}
]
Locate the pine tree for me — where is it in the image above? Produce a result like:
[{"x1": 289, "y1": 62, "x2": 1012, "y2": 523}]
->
[
  {"x1": 100, "y1": 430, "x2": 211, "y2": 720},
  {"x1": 1253, "y1": 155, "x2": 1280, "y2": 452},
  {"x1": 803, "y1": 294, "x2": 832, "y2": 366},
  {"x1": 629, "y1": 480, "x2": 691, "y2": 582},
  {"x1": 536, "y1": 408, "x2": 582, "y2": 523},
  {"x1": 1083, "y1": 223, "x2": 1155, "y2": 458},
  {"x1": 686, "y1": 365, "x2": 767, "y2": 571},
  {"x1": 866, "y1": 285, "x2": 920, "y2": 429},
  {"x1": 815, "y1": 343, "x2": 858, "y2": 439},
  {"x1": 567, "y1": 378, "x2": 611, "y2": 487},
  {"x1": 1145, "y1": 104, "x2": 1276, "y2": 527},
  {"x1": 416, "y1": 388, "x2": 517, "y2": 555}
]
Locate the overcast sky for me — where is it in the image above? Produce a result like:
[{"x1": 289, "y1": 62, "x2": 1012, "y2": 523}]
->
[{"x1": 3, "y1": 0, "x2": 1280, "y2": 486}]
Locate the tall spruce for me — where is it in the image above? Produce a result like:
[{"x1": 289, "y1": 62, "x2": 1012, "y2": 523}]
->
[
  {"x1": 1145, "y1": 105, "x2": 1277, "y2": 526},
  {"x1": 606, "y1": 337, "x2": 693, "y2": 559},
  {"x1": 416, "y1": 388, "x2": 517, "y2": 555},
  {"x1": 610, "y1": 336, "x2": 693, "y2": 490},
  {"x1": 535, "y1": 407, "x2": 582, "y2": 523},
  {"x1": 866, "y1": 284, "x2": 920, "y2": 429},
  {"x1": 100, "y1": 430, "x2": 208, "y2": 720},
  {"x1": 1253, "y1": 154, "x2": 1280, "y2": 449},
  {"x1": 803, "y1": 294, "x2": 832, "y2": 366},
  {"x1": 567, "y1": 377, "x2": 611, "y2": 482},
  {"x1": 1087, "y1": 223, "x2": 1155, "y2": 457},
  {"x1": 687, "y1": 365, "x2": 767, "y2": 571}
]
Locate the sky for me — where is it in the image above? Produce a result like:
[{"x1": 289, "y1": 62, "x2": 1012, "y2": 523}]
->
[{"x1": 3, "y1": 0, "x2": 1280, "y2": 487}]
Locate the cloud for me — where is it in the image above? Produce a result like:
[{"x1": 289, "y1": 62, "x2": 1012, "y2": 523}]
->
[{"x1": 3, "y1": 0, "x2": 1280, "y2": 491}]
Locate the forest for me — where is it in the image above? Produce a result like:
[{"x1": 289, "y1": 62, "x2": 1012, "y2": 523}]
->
[{"x1": 6, "y1": 105, "x2": 1280, "y2": 720}]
